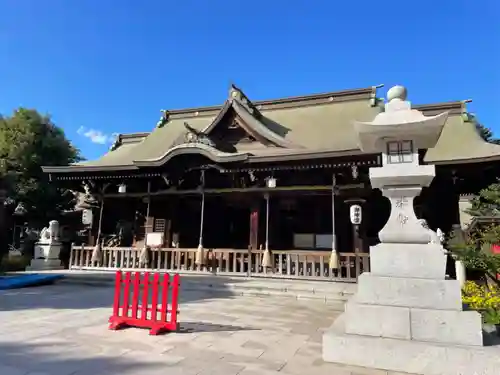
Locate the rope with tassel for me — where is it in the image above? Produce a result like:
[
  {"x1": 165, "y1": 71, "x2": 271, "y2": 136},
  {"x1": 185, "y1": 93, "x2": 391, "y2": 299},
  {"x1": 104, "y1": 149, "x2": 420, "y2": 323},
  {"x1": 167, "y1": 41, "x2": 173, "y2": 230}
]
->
[
  {"x1": 139, "y1": 245, "x2": 150, "y2": 267},
  {"x1": 195, "y1": 170, "x2": 206, "y2": 267}
]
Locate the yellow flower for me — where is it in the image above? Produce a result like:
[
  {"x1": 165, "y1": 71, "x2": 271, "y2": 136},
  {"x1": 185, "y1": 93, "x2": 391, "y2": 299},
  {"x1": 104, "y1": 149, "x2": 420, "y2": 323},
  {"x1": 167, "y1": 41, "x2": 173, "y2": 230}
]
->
[{"x1": 462, "y1": 281, "x2": 500, "y2": 311}]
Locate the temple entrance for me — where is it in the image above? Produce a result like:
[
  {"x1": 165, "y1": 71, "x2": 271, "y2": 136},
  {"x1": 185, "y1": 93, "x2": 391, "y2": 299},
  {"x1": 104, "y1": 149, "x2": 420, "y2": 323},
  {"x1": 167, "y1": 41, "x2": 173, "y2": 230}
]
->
[
  {"x1": 269, "y1": 193, "x2": 334, "y2": 250},
  {"x1": 204, "y1": 194, "x2": 251, "y2": 249}
]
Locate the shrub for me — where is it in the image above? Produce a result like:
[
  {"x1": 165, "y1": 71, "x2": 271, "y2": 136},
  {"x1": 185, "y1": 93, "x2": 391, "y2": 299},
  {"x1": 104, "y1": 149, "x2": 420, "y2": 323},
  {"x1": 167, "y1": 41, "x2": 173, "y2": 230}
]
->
[
  {"x1": 462, "y1": 281, "x2": 500, "y2": 324},
  {"x1": 0, "y1": 255, "x2": 30, "y2": 273}
]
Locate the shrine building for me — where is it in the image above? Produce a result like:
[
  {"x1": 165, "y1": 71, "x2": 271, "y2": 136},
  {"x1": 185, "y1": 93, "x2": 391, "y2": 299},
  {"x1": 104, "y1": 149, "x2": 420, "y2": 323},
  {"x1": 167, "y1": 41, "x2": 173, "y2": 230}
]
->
[{"x1": 41, "y1": 84, "x2": 500, "y2": 281}]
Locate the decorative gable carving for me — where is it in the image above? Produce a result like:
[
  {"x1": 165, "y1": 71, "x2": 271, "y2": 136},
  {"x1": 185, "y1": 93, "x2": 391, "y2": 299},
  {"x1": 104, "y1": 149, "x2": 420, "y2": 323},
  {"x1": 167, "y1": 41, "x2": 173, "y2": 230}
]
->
[
  {"x1": 209, "y1": 111, "x2": 258, "y2": 146},
  {"x1": 171, "y1": 84, "x2": 301, "y2": 153}
]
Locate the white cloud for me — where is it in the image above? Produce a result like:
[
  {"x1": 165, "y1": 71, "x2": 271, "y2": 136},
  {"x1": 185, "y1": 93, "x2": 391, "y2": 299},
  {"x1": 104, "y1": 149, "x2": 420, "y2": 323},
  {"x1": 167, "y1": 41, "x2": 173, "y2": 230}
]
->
[{"x1": 77, "y1": 126, "x2": 117, "y2": 145}]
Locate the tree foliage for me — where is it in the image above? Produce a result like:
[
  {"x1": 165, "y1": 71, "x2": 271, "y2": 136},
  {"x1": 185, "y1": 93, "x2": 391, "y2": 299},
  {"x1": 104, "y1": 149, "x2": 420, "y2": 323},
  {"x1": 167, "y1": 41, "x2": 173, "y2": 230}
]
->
[
  {"x1": 467, "y1": 182, "x2": 500, "y2": 217},
  {"x1": 448, "y1": 121, "x2": 500, "y2": 284},
  {"x1": 450, "y1": 225, "x2": 500, "y2": 287},
  {"x1": 449, "y1": 182, "x2": 500, "y2": 286},
  {"x1": 0, "y1": 108, "x2": 82, "y2": 222}
]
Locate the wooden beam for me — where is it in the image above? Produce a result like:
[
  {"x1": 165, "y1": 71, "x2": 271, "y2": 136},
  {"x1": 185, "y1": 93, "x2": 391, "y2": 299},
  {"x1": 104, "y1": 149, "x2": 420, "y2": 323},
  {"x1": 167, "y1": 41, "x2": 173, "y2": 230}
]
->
[{"x1": 103, "y1": 183, "x2": 368, "y2": 198}]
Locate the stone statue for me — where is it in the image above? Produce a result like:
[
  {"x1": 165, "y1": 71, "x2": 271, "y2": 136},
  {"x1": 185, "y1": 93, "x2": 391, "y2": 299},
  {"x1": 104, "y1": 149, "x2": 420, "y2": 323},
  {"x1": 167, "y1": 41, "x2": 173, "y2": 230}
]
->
[
  {"x1": 38, "y1": 220, "x2": 60, "y2": 243},
  {"x1": 29, "y1": 220, "x2": 64, "y2": 270},
  {"x1": 39, "y1": 227, "x2": 50, "y2": 242},
  {"x1": 417, "y1": 219, "x2": 443, "y2": 245},
  {"x1": 48, "y1": 220, "x2": 60, "y2": 241},
  {"x1": 436, "y1": 228, "x2": 445, "y2": 244}
]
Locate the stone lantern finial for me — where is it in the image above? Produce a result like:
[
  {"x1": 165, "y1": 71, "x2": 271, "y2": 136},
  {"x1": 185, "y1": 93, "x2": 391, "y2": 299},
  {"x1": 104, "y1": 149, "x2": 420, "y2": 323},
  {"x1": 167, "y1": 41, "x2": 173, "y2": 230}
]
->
[{"x1": 386, "y1": 85, "x2": 407, "y2": 102}]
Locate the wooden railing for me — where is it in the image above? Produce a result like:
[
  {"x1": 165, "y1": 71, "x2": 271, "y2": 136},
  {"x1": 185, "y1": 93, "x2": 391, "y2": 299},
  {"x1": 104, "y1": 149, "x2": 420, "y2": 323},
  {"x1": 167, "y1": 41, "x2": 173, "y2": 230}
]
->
[{"x1": 69, "y1": 246, "x2": 370, "y2": 282}]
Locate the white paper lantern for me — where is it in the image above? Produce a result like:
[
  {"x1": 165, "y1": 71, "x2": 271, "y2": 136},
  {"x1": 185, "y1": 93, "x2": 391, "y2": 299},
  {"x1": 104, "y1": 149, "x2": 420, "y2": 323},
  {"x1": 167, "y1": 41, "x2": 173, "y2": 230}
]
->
[
  {"x1": 118, "y1": 184, "x2": 127, "y2": 194},
  {"x1": 267, "y1": 177, "x2": 277, "y2": 188},
  {"x1": 349, "y1": 204, "x2": 362, "y2": 225}
]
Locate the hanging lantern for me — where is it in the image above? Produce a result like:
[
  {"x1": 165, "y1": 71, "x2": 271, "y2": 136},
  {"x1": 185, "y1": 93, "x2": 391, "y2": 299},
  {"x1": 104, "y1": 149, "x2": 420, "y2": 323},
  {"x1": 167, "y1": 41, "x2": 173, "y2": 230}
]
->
[
  {"x1": 118, "y1": 183, "x2": 127, "y2": 194},
  {"x1": 349, "y1": 204, "x2": 362, "y2": 225},
  {"x1": 267, "y1": 177, "x2": 277, "y2": 188}
]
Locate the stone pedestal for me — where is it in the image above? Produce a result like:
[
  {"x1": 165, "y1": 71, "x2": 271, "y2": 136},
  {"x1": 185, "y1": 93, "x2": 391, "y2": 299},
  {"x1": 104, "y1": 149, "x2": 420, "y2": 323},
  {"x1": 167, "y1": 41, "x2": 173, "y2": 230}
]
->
[
  {"x1": 323, "y1": 315, "x2": 500, "y2": 375},
  {"x1": 341, "y1": 241, "x2": 483, "y2": 346},
  {"x1": 27, "y1": 242, "x2": 64, "y2": 271},
  {"x1": 322, "y1": 239, "x2": 496, "y2": 375}
]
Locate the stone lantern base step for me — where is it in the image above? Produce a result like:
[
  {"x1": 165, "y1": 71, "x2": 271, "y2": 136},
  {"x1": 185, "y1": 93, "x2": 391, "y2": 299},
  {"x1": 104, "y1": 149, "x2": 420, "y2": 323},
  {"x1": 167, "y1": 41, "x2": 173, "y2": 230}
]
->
[
  {"x1": 27, "y1": 259, "x2": 64, "y2": 271},
  {"x1": 323, "y1": 315, "x2": 500, "y2": 375}
]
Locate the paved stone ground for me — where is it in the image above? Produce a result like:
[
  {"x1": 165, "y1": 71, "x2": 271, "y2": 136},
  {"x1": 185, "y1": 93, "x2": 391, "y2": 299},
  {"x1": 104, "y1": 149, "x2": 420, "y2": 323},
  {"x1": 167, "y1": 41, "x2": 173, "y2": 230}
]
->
[{"x1": 0, "y1": 282, "x2": 412, "y2": 375}]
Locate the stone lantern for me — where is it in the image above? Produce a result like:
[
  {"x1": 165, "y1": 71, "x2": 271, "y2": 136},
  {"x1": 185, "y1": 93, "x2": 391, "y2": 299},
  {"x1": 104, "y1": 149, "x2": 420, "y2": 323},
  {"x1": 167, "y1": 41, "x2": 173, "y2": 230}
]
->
[{"x1": 322, "y1": 86, "x2": 492, "y2": 375}]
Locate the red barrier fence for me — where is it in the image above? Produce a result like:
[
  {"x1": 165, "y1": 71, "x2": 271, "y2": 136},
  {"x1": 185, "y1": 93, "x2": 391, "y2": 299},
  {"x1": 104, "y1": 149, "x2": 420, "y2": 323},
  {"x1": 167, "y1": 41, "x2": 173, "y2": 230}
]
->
[{"x1": 108, "y1": 271, "x2": 180, "y2": 335}]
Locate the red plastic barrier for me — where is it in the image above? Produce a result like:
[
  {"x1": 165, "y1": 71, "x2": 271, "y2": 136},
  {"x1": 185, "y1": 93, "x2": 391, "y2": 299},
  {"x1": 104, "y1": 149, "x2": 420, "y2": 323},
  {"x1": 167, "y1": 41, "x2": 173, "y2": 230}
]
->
[
  {"x1": 108, "y1": 271, "x2": 180, "y2": 335},
  {"x1": 492, "y1": 245, "x2": 500, "y2": 279}
]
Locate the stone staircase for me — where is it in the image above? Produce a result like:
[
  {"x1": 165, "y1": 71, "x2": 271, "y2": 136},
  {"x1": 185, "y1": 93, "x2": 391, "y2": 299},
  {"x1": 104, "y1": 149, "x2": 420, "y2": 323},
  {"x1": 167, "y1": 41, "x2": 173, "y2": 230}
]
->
[{"x1": 34, "y1": 270, "x2": 356, "y2": 308}]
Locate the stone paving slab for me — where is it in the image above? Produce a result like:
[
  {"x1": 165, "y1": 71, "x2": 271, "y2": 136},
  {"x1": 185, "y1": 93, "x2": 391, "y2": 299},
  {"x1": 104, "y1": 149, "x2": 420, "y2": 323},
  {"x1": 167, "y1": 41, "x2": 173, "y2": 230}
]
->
[{"x1": 0, "y1": 282, "x2": 412, "y2": 375}]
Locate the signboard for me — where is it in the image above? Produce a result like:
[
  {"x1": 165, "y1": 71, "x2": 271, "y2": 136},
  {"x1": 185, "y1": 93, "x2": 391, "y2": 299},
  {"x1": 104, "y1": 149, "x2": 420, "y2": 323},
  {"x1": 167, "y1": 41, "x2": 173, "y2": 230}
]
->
[
  {"x1": 146, "y1": 232, "x2": 164, "y2": 248},
  {"x1": 293, "y1": 233, "x2": 314, "y2": 249},
  {"x1": 316, "y1": 234, "x2": 333, "y2": 249}
]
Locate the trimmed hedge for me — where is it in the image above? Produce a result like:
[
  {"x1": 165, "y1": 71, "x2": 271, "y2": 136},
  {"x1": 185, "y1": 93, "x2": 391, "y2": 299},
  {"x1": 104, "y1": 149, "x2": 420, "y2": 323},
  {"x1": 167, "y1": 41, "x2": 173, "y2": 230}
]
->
[{"x1": 0, "y1": 255, "x2": 30, "y2": 273}]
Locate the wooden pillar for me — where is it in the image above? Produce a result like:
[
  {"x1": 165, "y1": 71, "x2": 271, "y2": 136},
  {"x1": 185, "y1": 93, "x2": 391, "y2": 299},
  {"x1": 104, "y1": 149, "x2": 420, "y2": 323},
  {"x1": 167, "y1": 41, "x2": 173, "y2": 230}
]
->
[
  {"x1": 249, "y1": 204, "x2": 259, "y2": 250},
  {"x1": 345, "y1": 198, "x2": 366, "y2": 253},
  {"x1": 345, "y1": 198, "x2": 366, "y2": 277},
  {"x1": 264, "y1": 193, "x2": 270, "y2": 251}
]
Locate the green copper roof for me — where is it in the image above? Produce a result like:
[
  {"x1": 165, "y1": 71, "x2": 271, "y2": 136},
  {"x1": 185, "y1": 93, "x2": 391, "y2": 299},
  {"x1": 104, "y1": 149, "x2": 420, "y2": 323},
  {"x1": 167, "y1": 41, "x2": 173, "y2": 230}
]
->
[
  {"x1": 41, "y1": 86, "x2": 500, "y2": 174},
  {"x1": 424, "y1": 113, "x2": 500, "y2": 164}
]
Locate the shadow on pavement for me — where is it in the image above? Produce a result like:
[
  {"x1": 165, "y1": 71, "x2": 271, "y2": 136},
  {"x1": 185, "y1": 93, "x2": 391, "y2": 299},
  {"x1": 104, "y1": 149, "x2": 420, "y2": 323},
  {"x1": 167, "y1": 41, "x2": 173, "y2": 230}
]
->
[
  {"x1": 177, "y1": 321, "x2": 259, "y2": 334},
  {"x1": 0, "y1": 340, "x2": 169, "y2": 375},
  {"x1": 0, "y1": 273, "x2": 242, "y2": 312}
]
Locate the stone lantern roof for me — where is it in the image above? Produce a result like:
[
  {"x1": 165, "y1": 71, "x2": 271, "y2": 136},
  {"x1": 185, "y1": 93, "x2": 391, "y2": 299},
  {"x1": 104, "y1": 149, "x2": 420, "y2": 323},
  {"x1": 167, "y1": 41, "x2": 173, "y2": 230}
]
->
[{"x1": 353, "y1": 85, "x2": 449, "y2": 153}]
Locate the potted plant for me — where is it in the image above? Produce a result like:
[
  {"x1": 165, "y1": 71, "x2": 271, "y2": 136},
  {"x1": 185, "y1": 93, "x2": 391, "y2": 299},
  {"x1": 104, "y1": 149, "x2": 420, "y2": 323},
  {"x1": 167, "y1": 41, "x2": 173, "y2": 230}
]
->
[{"x1": 483, "y1": 308, "x2": 500, "y2": 335}]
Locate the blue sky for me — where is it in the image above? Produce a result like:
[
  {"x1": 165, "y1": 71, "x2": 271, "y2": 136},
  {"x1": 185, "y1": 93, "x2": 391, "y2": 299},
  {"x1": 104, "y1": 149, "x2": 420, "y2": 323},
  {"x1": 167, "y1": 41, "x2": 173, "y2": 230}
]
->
[{"x1": 0, "y1": 0, "x2": 498, "y2": 160}]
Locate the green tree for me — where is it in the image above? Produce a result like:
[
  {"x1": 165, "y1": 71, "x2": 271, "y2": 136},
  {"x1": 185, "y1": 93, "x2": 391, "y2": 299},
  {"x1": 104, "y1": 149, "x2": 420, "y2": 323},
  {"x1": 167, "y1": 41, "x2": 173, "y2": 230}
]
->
[
  {"x1": 449, "y1": 183, "x2": 500, "y2": 286},
  {"x1": 0, "y1": 108, "x2": 82, "y2": 222},
  {"x1": 467, "y1": 181, "x2": 500, "y2": 217}
]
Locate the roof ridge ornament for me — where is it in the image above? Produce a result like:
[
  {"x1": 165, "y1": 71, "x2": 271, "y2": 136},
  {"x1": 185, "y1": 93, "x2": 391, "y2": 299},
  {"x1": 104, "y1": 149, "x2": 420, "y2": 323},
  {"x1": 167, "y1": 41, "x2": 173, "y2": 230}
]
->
[
  {"x1": 370, "y1": 84, "x2": 384, "y2": 107},
  {"x1": 109, "y1": 135, "x2": 121, "y2": 152},
  {"x1": 183, "y1": 122, "x2": 215, "y2": 147},
  {"x1": 156, "y1": 110, "x2": 170, "y2": 129},
  {"x1": 228, "y1": 84, "x2": 257, "y2": 115}
]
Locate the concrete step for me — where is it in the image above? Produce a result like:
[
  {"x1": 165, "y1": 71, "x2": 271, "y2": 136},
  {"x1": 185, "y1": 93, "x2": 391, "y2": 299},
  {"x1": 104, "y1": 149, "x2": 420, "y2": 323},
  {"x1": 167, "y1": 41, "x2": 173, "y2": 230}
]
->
[{"x1": 19, "y1": 270, "x2": 355, "y2": 306}]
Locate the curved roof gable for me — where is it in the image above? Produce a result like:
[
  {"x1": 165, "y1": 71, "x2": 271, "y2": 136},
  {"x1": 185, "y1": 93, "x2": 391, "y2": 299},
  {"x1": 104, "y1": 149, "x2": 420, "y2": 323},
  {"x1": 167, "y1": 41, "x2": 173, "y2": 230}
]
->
[{"x1": 201, "y1": 85, "x2": 302, "y2": 149}]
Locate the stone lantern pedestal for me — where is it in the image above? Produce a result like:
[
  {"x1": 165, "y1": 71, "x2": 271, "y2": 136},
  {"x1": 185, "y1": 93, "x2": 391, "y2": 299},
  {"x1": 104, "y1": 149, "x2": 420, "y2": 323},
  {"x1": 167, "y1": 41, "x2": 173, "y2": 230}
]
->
[{"x1": 322, "y1": 86, "x2": 499, "y2": 375}]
